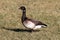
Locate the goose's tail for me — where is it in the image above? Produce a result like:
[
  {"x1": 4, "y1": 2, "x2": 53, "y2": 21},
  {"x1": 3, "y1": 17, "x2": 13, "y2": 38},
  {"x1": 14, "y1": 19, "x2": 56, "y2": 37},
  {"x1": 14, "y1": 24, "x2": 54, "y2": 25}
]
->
[
  {"x1": 42, "y1": 23, "x2": 47, "y2": 26},
  {"x1": 43, "y1": 24, "x2": 47, "y2": 26}
]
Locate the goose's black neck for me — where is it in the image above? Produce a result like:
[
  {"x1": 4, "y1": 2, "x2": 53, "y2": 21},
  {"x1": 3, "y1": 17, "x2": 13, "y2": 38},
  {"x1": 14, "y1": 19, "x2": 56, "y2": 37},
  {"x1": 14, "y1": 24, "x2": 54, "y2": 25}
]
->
[
  {"x1": 20, "y1": 6, "x2": 27, "y2": 23},
  {"x1": 22, "y1": 10, "x2": 26, "y2": 17},
  {"x1": 22, "y1": 9, "x2": 27, "y2": 22}
]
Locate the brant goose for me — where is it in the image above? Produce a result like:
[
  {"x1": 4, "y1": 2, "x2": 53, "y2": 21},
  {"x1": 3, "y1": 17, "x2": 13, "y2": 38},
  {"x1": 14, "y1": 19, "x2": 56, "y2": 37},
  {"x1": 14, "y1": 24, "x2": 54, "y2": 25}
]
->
[{"x1": 19, "y1": 6, "x2": 47, "y2": 31}]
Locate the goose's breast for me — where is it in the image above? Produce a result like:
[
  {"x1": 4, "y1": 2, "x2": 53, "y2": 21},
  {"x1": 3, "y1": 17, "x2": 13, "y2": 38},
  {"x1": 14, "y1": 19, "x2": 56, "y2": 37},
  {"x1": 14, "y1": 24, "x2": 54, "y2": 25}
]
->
[{"x1": 23, "y1": 21, "x2": 35, "y2": 29}]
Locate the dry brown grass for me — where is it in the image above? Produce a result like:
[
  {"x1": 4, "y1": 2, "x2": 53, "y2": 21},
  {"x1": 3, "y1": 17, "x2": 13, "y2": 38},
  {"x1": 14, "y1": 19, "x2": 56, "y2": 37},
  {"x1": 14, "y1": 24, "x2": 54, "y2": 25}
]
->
[{"x1": 0, "y1": 0, "x2": 60, "y2": 40}]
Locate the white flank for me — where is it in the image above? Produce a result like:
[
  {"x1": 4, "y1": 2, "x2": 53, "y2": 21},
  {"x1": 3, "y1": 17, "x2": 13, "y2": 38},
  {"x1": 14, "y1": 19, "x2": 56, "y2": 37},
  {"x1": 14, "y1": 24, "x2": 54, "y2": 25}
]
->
[{"x1": 33, "y1": 25, "x2": 42, "y2": 29}]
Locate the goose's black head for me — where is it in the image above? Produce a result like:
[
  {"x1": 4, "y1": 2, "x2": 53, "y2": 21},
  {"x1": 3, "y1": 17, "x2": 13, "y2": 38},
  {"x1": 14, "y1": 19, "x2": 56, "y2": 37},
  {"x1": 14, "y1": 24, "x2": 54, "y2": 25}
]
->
[{"x1": 19, "y1": 6, "x2": 26, "y2": 10}]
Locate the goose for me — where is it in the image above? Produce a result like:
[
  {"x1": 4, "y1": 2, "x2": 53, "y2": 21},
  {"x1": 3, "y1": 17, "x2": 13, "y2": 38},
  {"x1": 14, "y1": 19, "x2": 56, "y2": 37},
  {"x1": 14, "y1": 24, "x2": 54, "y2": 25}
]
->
[{"x1": 19, "y1": 6, "x2": 47, "y2": 31}]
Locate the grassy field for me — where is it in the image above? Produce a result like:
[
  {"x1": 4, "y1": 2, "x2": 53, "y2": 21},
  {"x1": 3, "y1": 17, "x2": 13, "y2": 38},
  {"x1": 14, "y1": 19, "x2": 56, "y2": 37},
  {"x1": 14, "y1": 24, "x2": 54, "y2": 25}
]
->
[{"x1": 0, "y1": 0, "x2": 60, "y2": 40}]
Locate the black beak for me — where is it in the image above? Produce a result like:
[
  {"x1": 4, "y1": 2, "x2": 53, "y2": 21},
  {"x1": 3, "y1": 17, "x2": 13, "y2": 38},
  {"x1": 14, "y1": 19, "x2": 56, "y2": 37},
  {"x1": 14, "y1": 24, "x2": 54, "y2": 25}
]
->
[{"x1": 19, "y1": 6, "x2": 26, "y2": 10}]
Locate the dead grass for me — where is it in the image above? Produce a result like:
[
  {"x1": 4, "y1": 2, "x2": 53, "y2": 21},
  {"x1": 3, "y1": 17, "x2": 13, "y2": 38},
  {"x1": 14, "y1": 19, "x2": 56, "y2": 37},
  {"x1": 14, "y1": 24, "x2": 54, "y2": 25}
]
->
[{"x1": 0, "y1": 0, "x2": 60, "y2": 40}]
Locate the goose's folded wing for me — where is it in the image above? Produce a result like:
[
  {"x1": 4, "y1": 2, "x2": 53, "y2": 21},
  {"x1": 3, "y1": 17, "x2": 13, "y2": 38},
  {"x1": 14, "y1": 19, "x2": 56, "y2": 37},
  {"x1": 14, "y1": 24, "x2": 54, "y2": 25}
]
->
[{"x1": 27, "y1": 19, "x2": 47, "y2": 26}]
